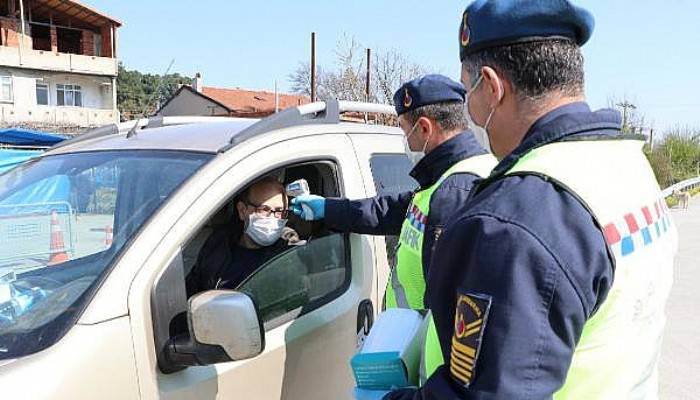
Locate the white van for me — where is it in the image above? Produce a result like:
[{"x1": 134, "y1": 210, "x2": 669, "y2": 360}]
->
[{"x1": 0, "y1": 101, "x2": 419, "y2": 399}]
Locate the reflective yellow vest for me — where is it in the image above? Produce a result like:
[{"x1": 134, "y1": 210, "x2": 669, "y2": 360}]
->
[
  {"x1": 384, "y1": 153, "x2": 497, "y2": 384},
  {"x1": 504, "y1": 138, "x2": 677, "y2": 399}
]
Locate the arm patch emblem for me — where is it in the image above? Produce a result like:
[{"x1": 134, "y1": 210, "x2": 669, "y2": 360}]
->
[{"x1": 450, "y1": 292, "x2": 492, "y2": 387}]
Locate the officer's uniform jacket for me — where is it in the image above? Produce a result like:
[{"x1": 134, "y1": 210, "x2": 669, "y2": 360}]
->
[
  {"x1": 324, "y1": 132, "x2": 488, "y2": 280},
  {"x1": 389, "y1": 102, "x2": 628, "y2": 399}
]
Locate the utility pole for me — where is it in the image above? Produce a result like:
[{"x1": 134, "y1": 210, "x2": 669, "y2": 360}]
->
[
  {"x1": 365, "y1": 48, "x2": 371, "y2": 123},
  {"x1": 649, "y1": 128, "x2": 654, "y2": 149},
  {"x1": 636, "y1": 124, "x2": 648, "y2": 137},
  {"x1": 310, "y1": 32, "x2": 316, "y2": 102},
  {"x1": 616, "y1": 101, "x2": 636, "y2": 133},
  {"x1": 365, "y1": 48, "x2": 371, "y2": 102}
]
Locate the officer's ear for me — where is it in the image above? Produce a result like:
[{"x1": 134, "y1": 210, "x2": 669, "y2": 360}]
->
[
  {"x1": 481, "y1": 66, "x2": 506, "y2": 107},
  {"x1": 416, "y1": 116, "x2": 436, "y2": 138}
]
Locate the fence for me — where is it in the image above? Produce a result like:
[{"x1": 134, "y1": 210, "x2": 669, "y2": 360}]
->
[
  {"x1": 661, "y1": 176, "x2": 700, "y2": 198},
  {"x1": 0, "y1": 202, "x2": 75, "y2": 267}
]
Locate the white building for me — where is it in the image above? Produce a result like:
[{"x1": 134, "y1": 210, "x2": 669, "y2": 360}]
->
[{"x1": 0, "y1": 0, "x2": 120, "y2": 130}]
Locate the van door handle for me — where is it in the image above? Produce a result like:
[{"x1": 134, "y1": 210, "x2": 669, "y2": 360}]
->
[{"x1": 356, "y1": 299, "x2": 374, "y2": 349}]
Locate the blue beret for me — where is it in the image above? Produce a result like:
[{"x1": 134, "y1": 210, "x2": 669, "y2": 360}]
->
[
  {"x1": 393, "y1": 74, "x2": 466, "y2": 116},
  {"x1": 459, "y1": 0, "x2": 594, "y2": 61}
]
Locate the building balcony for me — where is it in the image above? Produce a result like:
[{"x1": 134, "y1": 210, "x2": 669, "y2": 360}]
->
[
  {"x1": 0, "y1": 104, "x2": 118, "y2": 127},
  {"x1": 0, "y1": 45, "x2": 117, "y2": 77}
]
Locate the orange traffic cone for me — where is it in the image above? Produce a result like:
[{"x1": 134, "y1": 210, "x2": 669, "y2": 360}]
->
[
  {"x1": 104, "y1": 225, "x2": 113, "y2": 247},
  {"x1": 48, "y1": 210, "x2": 69, "y2": 266}
]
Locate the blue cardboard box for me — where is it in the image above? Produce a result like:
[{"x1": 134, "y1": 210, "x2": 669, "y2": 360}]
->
[{"x1": 351, "y1": 308, "x2": 430, "y2": 390}]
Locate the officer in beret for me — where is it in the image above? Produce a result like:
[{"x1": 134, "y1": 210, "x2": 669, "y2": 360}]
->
[
  {"x1": 291, "y1": 75, "x2": 496, "y2": 381},
  {"x1": 384, "y1": 1, "x2": 677, "y2": 399}
]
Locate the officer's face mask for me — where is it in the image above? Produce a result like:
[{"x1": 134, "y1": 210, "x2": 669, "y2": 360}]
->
[
  {"x1": 404, "y1": 120, "x2": 432, "y2": 164},
  {"x1": 245, "y1": 214, "x2": 287, "y2": 247},
  {"x1": 465, "y1": 74, "x2": 495, "y2": 153}
]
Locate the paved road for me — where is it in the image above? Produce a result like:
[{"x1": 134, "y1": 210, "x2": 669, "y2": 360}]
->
[{"x1": 659, "y1": 195, "x2": 699, "y2": 399}]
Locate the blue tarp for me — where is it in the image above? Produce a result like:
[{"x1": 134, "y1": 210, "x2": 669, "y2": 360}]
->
[
  {"x1": 0, "y1": 128, "x2": 64, "y2": 147},
  {"x1": 0, "y1": 174, "x2": 71, "y2": 216},
  {"x1": 0, "y1": 149, "x2": 41, "y2": 174}
]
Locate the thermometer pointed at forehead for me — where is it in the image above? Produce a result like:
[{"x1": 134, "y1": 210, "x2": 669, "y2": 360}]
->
[{"x1": 286, "y1": 179, "x2": 310, "y2": 197}]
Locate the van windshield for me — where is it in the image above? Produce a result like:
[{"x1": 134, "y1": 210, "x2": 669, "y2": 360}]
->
[{"x1": 0, "y1": 150, "x2": 211, "y2": 360}]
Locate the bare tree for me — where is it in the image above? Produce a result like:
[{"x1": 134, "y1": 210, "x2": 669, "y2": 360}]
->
[
  {"x1": 373, "y1": 48, "x2": 428, "y2": 105},
  {"x1": 289, "y1": 35, "x2": 430, "y2": 105}
]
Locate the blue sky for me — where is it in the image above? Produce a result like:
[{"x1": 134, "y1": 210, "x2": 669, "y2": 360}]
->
[{"x1": 89, "y1": 0, "x2": 699, "y2": 134}]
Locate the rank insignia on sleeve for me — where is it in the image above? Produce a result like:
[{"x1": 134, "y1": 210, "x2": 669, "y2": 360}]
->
[{"x1": 450, "y1": 291, "x2": 492, "y2": 387}]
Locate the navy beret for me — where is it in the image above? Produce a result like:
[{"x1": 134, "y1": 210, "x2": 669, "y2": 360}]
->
[
  {"x1": 459, "y1": 0, "x2": 595, "y2": 61},
  {"x1": 393, "y1": 74, "x2": 466, "y2": 116}
]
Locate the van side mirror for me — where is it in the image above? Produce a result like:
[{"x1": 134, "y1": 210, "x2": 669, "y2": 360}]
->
[{"x1": 165, "y1": 290, "x2": 265, "y2": 367}]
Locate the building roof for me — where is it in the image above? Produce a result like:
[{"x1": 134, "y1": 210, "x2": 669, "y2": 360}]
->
[
  {"x1": 33, "y1": 0, "x2": 122, "y2": 27},
  {"x1": 201, "y1": 86, "x2": 309, "y2": 116}
]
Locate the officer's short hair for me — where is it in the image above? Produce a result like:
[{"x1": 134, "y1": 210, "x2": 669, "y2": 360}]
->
[
  {"x1": 461, "y1": 39, "x2": 584, "y2": 100},
  {"x1": 403, "y1": 100, "x2": 467, "y2": 133}
]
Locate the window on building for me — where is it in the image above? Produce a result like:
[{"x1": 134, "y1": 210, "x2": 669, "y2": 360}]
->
[
  {"x1": 36, "y1": 81, "x2": 49, "y2": 105},
  {"x1": 56, "y1": 27, "x2": 82, "y2": 55},
  {"x1": 57, "y1": 84, "x2": 82, "y2": 107},
  {"x1": 31, "y1": 24, "x2": 52, "y2": 51},
  {"x1": 0, "y1": 0, "x2": 20, "y2": 18},
  {"x1": 0, "y1": 76, "x2": 13, "y2": 102}
]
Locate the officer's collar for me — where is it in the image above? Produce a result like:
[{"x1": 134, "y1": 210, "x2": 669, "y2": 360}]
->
[
  {"x1": 410, "y1": 132, "x2": 487, "y2": 189},
  {"x1": 490, "y1": 102, "x2": 622, "y2": 177}
]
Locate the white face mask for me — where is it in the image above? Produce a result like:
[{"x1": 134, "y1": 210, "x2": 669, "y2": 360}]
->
[
  {"x1": 465, "y1": 74, "x2": 495, "y2": 154},
  {"x1": 245, "y1": 214, "x2": 287, "y2": 247},
  {"x1": 404, "y1": 120, "x2": 432, "y2": 164},
  {"x1": 466, "y1": 109, "x2": 492, "y2": 153}
]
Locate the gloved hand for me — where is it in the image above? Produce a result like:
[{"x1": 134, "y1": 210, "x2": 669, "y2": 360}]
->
[
  {"x1": 353, "y1": 388, "x2": 390, "y2": 400},
  {"x1": 289, "y1": 194, "x2": 326, "y2": 221}
]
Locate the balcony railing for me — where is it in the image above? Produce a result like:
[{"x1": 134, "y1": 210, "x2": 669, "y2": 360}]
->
[
  {"x1": 0, "y1": 46, "x2": 117, "y2": 76},
  {"x1": 0, "y1": 104, "x2": 118, "y2": 127}
]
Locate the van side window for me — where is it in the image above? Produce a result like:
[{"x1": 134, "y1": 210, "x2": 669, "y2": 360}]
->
[
  {"x1": 369, "y1": 154, "x2": 417, "y2": 266},
  {"x1": 237, "y1": 233, "x2": 349, "y2": 329}
]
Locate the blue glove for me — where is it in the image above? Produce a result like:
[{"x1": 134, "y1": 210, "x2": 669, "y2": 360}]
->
[
  {"x1": 290, "y1": 195, "x2": 326, "y2": 221},
  {"x1": 353, "y1": 388, "x2": 390, "y2": 400}
]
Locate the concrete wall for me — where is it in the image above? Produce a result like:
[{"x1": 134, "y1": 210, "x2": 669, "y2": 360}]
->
[
  {"x1": 157, "y1": 88, "x2": 228, "y2": 117},
  {"x1": 0, "y1": 45, "x2": 118, "y2": 76},
  {"x1": 0, "y1": 67, "x2": 117, "y2": 126}
]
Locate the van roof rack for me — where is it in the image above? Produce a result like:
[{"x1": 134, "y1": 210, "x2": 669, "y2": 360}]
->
[
  {"x1": 219, "y1": 99, "x2": 397, "y2": 152},
  {"x1": 49, "y1": 116, "x2": 244, "y2": 151},
  {"x1": 49, "y1": 100, "x2": 396, "y2": 153}
]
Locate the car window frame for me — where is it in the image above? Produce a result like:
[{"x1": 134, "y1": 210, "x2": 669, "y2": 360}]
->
[{"x1": 224, "y1": 157, "x2": 350, "y2": 330}]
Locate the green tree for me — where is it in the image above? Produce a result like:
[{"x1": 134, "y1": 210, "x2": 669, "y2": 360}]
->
[
  {"x1": 646, "y1": 127, "x2": 700, "y2": 187},
  {"x1": 117, "y1": 63, "x2": 192, "y2": 121}
]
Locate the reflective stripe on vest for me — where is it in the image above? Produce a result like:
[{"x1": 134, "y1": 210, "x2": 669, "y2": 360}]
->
[{"x1": 503, "y1": 138, "x2": 677, "y2": 399}]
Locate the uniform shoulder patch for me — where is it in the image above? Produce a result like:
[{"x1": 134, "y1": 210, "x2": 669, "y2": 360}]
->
[{"x1": 450, "y1": 291, "x2": 492, "y2": 388}]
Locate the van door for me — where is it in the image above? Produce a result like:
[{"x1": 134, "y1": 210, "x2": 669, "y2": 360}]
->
[{"x1": 129, "y1": 132, "x2": 376, "y2": 400}]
